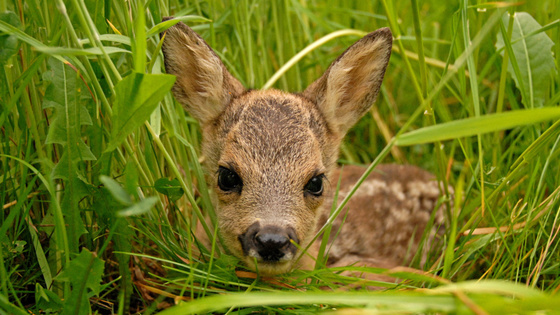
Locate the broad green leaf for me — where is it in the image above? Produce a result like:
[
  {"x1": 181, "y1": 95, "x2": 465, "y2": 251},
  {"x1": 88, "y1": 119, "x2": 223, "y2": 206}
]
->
[
  {"x1": 100, "y1": 175, "x2": 132, "y2": 206},
  {"x1": 50, "y1": 142, "x2": 96, "y2": 180},
  {"x1": 396, "y1": 107, "x2": 560, "y2": 146},
  {"x1": 58, "y1": 174, "x2": 89, "y2": 253},
  {"x1": 35, "y1": 283, "x2": 63, "y2": 312},
  {"x1": 117, "y1": 197, "x2": 158, "y2": 217},
  {"x1": 0, "y1": 11, "x2": 21, "y2": 64},
  {"x1": 106, "y1": 72, "x2": 175, "y2": 152},
  {"x1": 43, "y1": 58, "x2": 95, "y2": 166},
  {"x1": 56, "y1": 248, "x2": 105, "y2": 315},
  {"x1": 43, "y1": 58, "x2": 95, "y2": 251},
  {"x1": 496, "y1": 12, "x2": 556, "y2": 108},
  {"x1": 154, "y1": 178, "x2": 184, "y2": 202}
]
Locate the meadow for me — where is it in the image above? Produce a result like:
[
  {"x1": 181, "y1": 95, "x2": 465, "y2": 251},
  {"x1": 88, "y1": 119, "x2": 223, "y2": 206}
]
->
[{"x1": 1, "y1": 0, "x2": 560, "y2": 313}]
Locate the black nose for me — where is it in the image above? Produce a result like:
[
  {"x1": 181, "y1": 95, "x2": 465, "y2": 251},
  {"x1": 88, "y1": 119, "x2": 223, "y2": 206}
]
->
[
  {"x1": 239, "y1": 223, "x2": 298, "y2": 262},
  {"x1": 255, "y1": 232, "x2": 290, "y2": 249}
]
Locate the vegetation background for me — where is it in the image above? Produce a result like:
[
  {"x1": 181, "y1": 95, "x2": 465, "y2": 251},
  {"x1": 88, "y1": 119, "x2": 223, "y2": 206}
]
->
[{"x1": 1, "y1": 0, "x2": 559, "y2": 313}]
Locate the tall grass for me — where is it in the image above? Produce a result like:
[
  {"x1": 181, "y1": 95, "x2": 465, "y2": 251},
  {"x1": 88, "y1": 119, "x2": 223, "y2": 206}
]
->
[{"x1": 1, "y1": 0, "x2": 559, "y2": 313}]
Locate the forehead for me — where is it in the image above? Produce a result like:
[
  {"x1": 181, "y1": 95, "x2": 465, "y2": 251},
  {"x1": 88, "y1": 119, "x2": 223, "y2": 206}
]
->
[{"x1": 217, "y1": 90, "x2": 328, "y2": 171}]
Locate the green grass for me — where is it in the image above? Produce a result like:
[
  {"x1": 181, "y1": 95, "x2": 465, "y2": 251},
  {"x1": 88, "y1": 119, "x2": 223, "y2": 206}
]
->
[{"x1": 1, "y1": 0, "x2": 560, "y2": 313}]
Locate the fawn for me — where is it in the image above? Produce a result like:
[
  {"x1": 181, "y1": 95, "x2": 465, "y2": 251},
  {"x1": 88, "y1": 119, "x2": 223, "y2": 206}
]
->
[{"x1": 161, "y1": 19, "x2": 444, "y2": 276}]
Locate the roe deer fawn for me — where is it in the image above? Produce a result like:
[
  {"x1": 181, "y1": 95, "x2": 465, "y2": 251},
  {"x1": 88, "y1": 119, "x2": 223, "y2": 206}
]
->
[{"x1": 161, "y1": 19, "x2": 445, "y2": 276}]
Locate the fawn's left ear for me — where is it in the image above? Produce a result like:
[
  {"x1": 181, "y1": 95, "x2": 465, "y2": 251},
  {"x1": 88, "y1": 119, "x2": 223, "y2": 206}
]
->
[
  {"x1": 160, "y1": 18, "x2": 245, "y2": 125},
  {"x1": 303, "y1": 28, "x2": 392, "y2": 136}
]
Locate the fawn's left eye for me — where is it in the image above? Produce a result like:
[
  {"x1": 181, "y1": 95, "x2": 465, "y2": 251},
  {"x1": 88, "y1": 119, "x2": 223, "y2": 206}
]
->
[
  {"x1": 304, "y1": 175, "x2": 324, "y2": 196},
  {"x1": 218, "y1": 166, "x2": 243, "y2": 192}
]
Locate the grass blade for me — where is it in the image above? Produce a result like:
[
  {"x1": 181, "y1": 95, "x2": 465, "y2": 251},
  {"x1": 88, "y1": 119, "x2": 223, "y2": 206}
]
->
[
  {"x1": 496, "y1": 12, "x2": 556, "y2": 108},
  {"x1": 396, "y1": 107, "x2": 560, "y2": 146}
]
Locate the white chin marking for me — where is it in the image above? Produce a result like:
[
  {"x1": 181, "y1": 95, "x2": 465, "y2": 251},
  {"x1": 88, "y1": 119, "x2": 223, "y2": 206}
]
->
[
  {"x1": 247, "y1": 251, "x2": 294, "y2": 263},
  {"x1": 245, "y1": 258, "x2": 294, "y2": 276}
]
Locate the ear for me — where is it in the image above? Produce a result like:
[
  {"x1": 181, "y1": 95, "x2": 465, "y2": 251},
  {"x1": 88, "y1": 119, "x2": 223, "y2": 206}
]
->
[
  {"x1": 160, "y1": 18, "x2": 245, "y2": 125},
  {"x1": 303, "y1": 28, "x2": 392, "y2": 136}
]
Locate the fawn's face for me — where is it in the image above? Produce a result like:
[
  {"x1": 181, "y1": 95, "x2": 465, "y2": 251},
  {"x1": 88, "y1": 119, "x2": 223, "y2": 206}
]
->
[
  {"x1": 161, "y1": 19, "x2": 392, "y2": 275},
  {"x1": 202, "y1": 90, "x2": 338, "y2": 274}
]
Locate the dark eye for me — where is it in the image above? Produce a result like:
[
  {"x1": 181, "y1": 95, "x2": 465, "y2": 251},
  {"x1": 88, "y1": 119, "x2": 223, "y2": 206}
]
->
[
  {"x1": 217, "y1": 166, "x2": 243, "y2": 192},
  {"x1": 304, "y1": 175, "x2": 324, "y2": 196}
]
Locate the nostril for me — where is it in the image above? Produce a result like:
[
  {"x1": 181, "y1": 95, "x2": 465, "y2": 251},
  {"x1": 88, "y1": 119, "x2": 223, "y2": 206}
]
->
[
  {"x1": 254, "y1": 232, "x2": 290, "y2": 262},
  {"x1": 255, "y1": 233, "x2": 290, "y2": 249},
  {"x1": 240, "y1": 224, "x2": 298, "y2": 262}
]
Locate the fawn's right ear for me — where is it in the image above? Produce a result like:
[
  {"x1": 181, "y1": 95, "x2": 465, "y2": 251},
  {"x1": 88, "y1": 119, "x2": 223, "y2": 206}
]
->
[
  {"x1": 160, "y1": 19, "x2": 245, "y2": 125},
  {"x1": 303, "y1": 28, "x2": 392, "y2": 136}
]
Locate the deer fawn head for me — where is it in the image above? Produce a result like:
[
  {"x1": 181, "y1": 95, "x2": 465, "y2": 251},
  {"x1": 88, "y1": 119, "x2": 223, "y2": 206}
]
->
[{"x1": 161, "y1": 20, "x2": 392, "y2": 275}]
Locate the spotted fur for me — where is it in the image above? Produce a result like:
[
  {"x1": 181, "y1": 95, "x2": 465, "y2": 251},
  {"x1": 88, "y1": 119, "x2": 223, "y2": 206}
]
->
[{"x1": 161, "y1": 20, "x2": 443, "y2": 276}]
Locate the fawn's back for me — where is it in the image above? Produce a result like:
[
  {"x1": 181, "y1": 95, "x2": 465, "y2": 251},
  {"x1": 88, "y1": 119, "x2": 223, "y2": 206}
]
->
[{"x1": 161, "y1": 19, "x2": 444, "y2": 276}]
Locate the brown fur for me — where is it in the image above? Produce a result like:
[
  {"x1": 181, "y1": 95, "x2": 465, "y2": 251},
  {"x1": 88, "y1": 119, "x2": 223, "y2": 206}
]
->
[
  {"x1": 322, "y1": 165, "x2": 445, "y2": 269},
  {"x1": 161, "y1": 20, "x2": 444, "y2": 276}
]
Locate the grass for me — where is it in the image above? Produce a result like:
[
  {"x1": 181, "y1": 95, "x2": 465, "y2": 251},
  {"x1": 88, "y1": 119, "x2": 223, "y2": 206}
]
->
[{"x1": 1, "y1": 0, "x2": 560, "y2": 313}]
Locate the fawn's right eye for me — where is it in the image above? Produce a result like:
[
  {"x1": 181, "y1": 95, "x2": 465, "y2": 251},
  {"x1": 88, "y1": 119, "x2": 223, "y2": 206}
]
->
[
  {"x1": 217, "y1": 166, "x2": 243, "y2": 192},
  {"x1": 304, "y1": 174, "x2": 324, "y2": 197}
]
